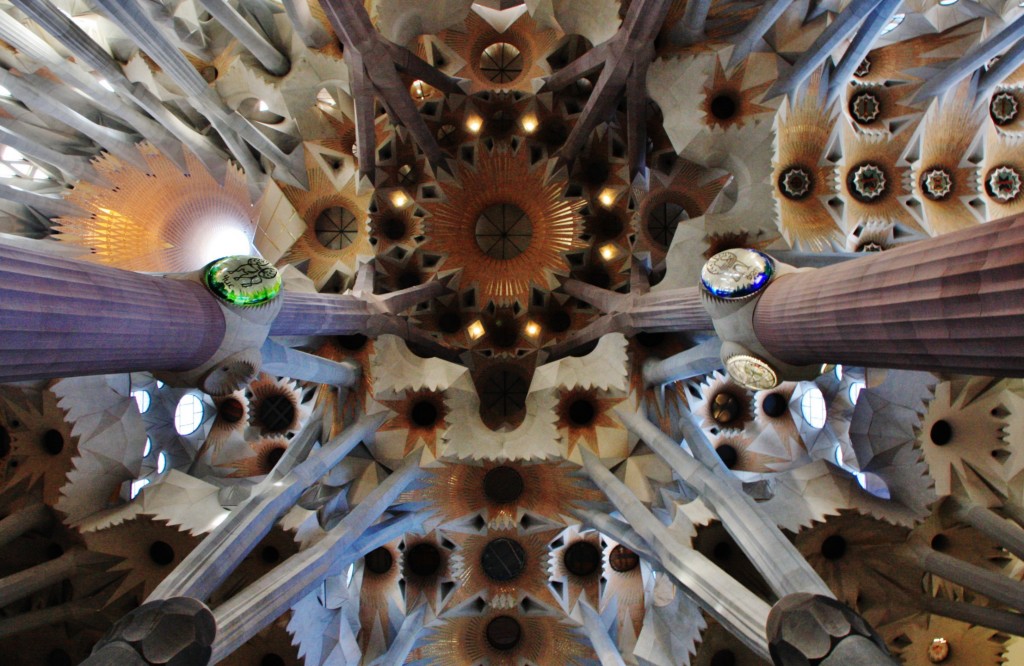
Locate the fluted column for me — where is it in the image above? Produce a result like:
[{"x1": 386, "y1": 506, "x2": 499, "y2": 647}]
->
[
  {"x1": 0, "y1": 549, "x2": 108, "y2": 607},
  {"x1": 580, "y1": 449, "x2": 772, "y2": 659},
  {"x1": 281, "y1": 0, "x2": 331, "y2": 48},
  {"x1": 949, "y1": 498, "x2": 1024, "y2": 561},
  {"x1": 0, "y1": 241, "x2": 225, "y2": 383},
  {"x1": 908, "y1": 544, "x2": 1024, "y2": 611},
  {"x1": 727, "y1": 0, "x2": 795, "y2": 69},
  {"x1": 753, "y1": 215, "x2": 1024, "y2": 376},
  {"x1": 616, "y1": 407, "x2": 833, "y2": 599},
  {"x1": 368, "y1": 604, "x2": 427, "y2": 666},
  {"x1": 579, "y1": 601, "x2": 627, "y2": 666},
  {"x1": 921, "y1": 595, "x2": 1024, "y2": 636}
]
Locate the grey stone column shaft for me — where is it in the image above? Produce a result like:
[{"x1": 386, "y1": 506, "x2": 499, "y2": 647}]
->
[
  {"x1": 921, "y1": 595, "x2": 1024, "y2": 636},
  {"x1": 727, "y1": 0, "x2": 795, "y2": 69},
  {"x1": 260, "y1": 339, "x2": 360, "y2": 386},
  {"x1": 579, "y1": 600, "x2": 627, "y2": 666},
  {"x1": 0, "y1": 241, "x2": 225, "y2": 383},
  {"x1": 0, "y1": 503, "x2": 51, "y2": 548},
  {"x1": 368, "y1": 605, "x2": 427, "y2": 666},
  {"x1": 269, "y1": 292, "x2": 375, "y2": 336},
  {"x1": 950, "y1": 499, "x2": 1024, "y2": 561},
  {"x1": 642, "y1": 338, "x2": 723, "y2": 386},
  {"x1": 0, "y1": 549, "x2": 95, "y2": 608},
  {"x1": 580, "y1": 450, "x2": 772, "y2": 659},
  {"x1": 196, "y1": 0, "x2": 289, "y2": 75},
  {"x1": 910, "y1": 544, "x2": 1024, "y2": 611},
  {"x1": 281, "y1": 0, "x2": 331, "y2": 48},
  {"x1": 0, "y1": 599, "x2": 96, "y2": 640}
]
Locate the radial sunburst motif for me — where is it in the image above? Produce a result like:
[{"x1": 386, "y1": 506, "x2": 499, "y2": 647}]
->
[
  {"x1": 555, "y1": 387, "x2": 628, "y2": 458},
  {"x1": 417, "y1": 608, "x2": 593, "y2": 666},
  {"x1": 277, "y1": 158, "x2": 373, "y2": 289},
  {"x1": 423, "y1": 143, "x2": 584, "y2": 305},
  {"x1": 772, "y1": 72, "x2": 842, "y2": 251},
  {"x1": 56, "y1": 144, "x2": 256, "y2": 272},
  {"x1": 431, "y1": 10, "x2": 560, "y2": 94},
  {"x1": 376, "y1": 389, "x2": 450, "y2": 458},
  {"x1": 413, "y1": 460, "x2": 600, "y2": 530}
]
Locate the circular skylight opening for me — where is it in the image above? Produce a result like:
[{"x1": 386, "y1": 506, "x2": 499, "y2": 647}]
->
[
  {"x1": 315, "y1": 206, "x2": 359, "y2": 250},
  {"x1": 475, "y1": 204, "x2": 532, "y2": 260},
  {"x1": 130, "y1": 478, "x2": 150, "y2": 499},
  {"x1": 174, "y1": 394, "x2": 205, "y2": 436},
  {"x1": 132, "y1": 389, "x2": 151, "y2": 414},
  {"x1": 479, "y1": 42, "x2": 524, "y2": 84},
  {"x1": 156, "y1": 450, "x2": 168, "y2": 474},
  {"x1": 143, "y1": 436, "x2": 152, "y2": 457},
  {"x1": 800, "y1": 387, "x2": 827, "y2": 428},
  {"x1": 834, "y1": 365, "x2": 844, "y2": 381},
  {"x1": 856, "y1": 471, "x2": 891, "y2": 499}
]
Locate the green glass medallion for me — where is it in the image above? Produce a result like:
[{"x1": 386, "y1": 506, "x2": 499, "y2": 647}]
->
[{"x1": 203, "y1": 256, "x2": 281, "y2": 306}]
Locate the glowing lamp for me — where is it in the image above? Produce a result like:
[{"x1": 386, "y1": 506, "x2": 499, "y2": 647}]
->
[{"x1": 467, "y1": 320, "x2": 486, "y2": 340}]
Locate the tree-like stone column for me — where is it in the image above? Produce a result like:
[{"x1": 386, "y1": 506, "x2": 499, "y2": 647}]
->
[
  {"x1": 615, "y1": 407, "x2": 833, "y2": 598},
  {"x1": 579, "y1": 449, "x2": 773, "y2": 659},
  {"x1": 209, "y1": 457, "x2": 425, "y2": 660},
  {"x1": 752, "y1": 214, "x2": 1024, "y2": 377},
  {"x1": 148, "y1": 412, "x2": 385, "y2": 601}
]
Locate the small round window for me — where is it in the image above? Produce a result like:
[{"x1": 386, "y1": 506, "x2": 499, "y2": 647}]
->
[
  {"x1": 132, "y1": 390, "x2": 151, "y2": 414},
  {"x1": 799, "y1": 387, "x2": 827, "y2": 428},
  {"x1": 174, "y1": 394, "x2": 205, "y2": 436}
]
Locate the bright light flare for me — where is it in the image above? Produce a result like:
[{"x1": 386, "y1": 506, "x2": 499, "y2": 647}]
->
[
  {"x1": 521, "y1": 114, "x2": 538, "y2": 133},
  {"x1": 198, "y1": 225, "x2": 253, "y2": 266},
  {"x1": 599, "y1": 243, "x2": 618, "y2": 261},
  {"x1": 390, "y1": 191, "x2": 410, "y2": 208},
  {"x1": 466, "y1": 115, "x2": 483, "y2": 133},
  {"x1": 598, "y1": 189, "x2": 616, "y2": 207},
  {"x1": 523, "y1": 320, "x2": 541, "y2": 337}
]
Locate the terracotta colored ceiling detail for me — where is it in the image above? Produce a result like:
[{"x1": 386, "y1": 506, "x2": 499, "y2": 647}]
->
[
  {"x1": 422, "y1": 142, "x2": 585, "y2": 306},
  {"x1": 430, "y1": 10, "x2": 561, "y2": 94},
  {"x1": 55, "y1": 144, "x2": 256, "y2": 273},
  {"x1": 276, "y1": 159, "x2": 373, "y2": 289}
]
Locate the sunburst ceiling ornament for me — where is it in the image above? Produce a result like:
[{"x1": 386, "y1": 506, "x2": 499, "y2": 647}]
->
[
  {"x1": 276, "y1": 158, "x2": 373, "y2": 289},
  {"x1": 430, "y1": 10, "x2": 560, "y2": 94},
  {"x1": 423, "y1": 143, "x2": 584, "y2": 306},
  {"x1": 55, "y1": 144, "x2": 256, "y2": 272}
]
